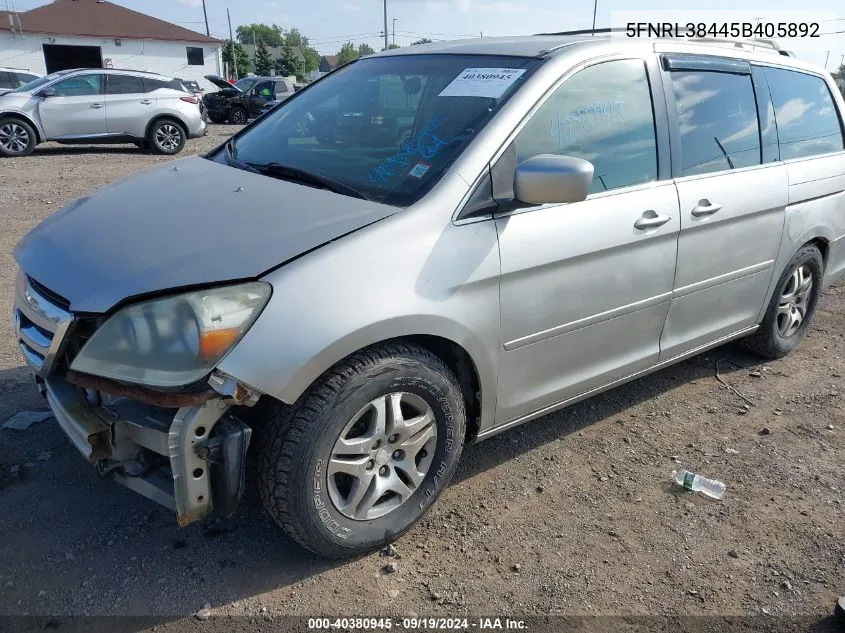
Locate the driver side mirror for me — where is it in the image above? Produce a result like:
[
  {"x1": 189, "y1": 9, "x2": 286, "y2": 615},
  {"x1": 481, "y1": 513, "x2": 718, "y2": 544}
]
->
[
  {"x1": 38, "y1": 87, "x2": 56, "y2": 98},
  {"x1": 514, "y1": 154, "x2": 594, "y2": 205}
]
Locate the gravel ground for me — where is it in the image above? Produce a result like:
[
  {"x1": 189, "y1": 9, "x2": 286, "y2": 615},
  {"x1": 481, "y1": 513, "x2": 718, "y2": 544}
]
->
[{"x1": 0, "y1": 127, "x2": 843, "y2": 631}]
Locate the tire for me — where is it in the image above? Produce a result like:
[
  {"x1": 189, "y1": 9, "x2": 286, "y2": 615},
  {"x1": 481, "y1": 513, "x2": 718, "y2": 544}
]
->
[
  {"x1": 256, "y1": 342, "x2": 466, "y2": 558},
  {"x1": 0, "y1": 117, "x2": 37, "y2": 157},
  {"x1": 741, "y1": 245, "x2": 824, "y2": 359},
  {"x1": 148, "y1": 119, "x2": 185, "y2": 155},
  {"x1": 229, "y1": 107, "x2": 248, "y2": 125}
]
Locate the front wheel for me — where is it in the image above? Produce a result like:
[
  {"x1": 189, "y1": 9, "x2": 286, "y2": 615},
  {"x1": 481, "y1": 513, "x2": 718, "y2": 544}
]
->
[
  {"x1": 229, "y1": 107, "x2": 248, "y2": 125},
  {"x1": 741, "y1": 245, "x2": 824, "y2": 359},
  {"x1": 256, "y1": 342, "x2": 466, "y2": 558},
  {"x1": 0, "y1": 117, "x2": 37, "y2": 157}
]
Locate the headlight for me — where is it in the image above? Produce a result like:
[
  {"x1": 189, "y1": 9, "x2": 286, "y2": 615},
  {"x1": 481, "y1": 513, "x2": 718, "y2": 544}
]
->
[{"x1": 70, "y1": 282, "x2": 271, "y2": 388}]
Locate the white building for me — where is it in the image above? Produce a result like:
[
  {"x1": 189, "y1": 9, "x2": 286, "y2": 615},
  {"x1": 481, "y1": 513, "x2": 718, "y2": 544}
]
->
[{"x1": 0, "y1": 0, "x2": 222, "y2": 92}]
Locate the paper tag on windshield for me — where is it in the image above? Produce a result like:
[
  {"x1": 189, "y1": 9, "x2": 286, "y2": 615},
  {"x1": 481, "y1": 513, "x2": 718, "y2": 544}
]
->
[{"x1": 438, "y1": 68, "x2": 526, "y2": 99}]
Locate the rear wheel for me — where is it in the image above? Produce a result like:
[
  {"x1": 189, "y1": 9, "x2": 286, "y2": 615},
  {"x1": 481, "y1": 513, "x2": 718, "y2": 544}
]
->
[
  {"x1": 229, "y1": 107, "x2": 248, "y2": 125},
  {"x1": 256, "y1": 342, "x2": 466, "y2": 558},
  {"x1": 741, "y1": 245, "x2": 823, "y2": 359},
  {"x1": 0, "y1": 117, "x2": 36, "y2": 157},
  {"x1": 148, "y1": 119, "x2": 185, "y2": 155}
]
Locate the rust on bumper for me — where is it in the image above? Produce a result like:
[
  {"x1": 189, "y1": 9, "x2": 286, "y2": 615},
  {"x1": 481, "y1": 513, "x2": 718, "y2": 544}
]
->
[{"x1": 65, "y1": 370, "x2": 217, "y2": 407}]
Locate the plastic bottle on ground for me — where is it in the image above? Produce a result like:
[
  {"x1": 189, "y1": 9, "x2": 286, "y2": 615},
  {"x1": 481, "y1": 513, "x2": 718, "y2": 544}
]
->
[{"x1": 671, "y1": 469, "x2": 726, "y2": 500}]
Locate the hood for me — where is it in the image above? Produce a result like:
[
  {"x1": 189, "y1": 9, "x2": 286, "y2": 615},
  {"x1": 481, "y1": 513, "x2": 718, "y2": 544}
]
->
[
  {"x1": 14, "y1": 157, "x2": 399, "y2": 313},
  {"x1": 204, "y1": 75, "x2": 241, "y2": 92}
]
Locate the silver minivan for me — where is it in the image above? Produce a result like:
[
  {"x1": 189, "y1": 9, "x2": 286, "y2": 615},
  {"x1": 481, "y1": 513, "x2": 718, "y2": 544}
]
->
[
  {"x1": 0, "y1": 68, "x2": 206, "y2": 156},
  {"x1": 12, "y1": 35, "x2": 845, "y2": 558}
]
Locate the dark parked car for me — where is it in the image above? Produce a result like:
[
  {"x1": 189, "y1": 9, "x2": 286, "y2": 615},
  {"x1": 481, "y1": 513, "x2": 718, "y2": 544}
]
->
[{"x1": 203, "y1": 75, "x2": 296, "y2": 124}]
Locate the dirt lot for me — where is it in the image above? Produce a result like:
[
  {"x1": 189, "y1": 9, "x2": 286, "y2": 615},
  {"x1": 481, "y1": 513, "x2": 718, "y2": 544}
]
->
[{"x1": 0, "y1": 127, "x2": 843, "y2": 631}]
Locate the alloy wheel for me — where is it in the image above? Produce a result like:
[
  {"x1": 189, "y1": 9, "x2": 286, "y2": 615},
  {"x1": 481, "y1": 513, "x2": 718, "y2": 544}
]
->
[
  {"x1": 0, "y1": 123, "x2": 29, "y2": 154},
  {"x1": 327, "y1": 392, "x2": 437, "y2": 521},
  {"x1": 231, "y1": 109, "x2": 247, "y2": 124},
  {"x1": 154, "y1": 124, "x2": 182, "y2": 152},
  {"x1": 776, "y1": 263, "x2": 813, "y2": 338}
]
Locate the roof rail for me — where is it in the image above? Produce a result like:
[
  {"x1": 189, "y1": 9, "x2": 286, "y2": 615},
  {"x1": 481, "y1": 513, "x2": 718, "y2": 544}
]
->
[
  {"x1": 685, "y1": 37, "x2": 794, "y2": 57},
  {"x1": 534, "y1": 29, "x2": 794, "y2": 57}
]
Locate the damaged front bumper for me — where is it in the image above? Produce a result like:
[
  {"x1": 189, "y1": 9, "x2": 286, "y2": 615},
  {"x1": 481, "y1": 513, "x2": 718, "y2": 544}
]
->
[
  {"x1": 14, "y1": 271, "x2": 261, "y2": 525},
  {"x1": 42, "y1": 372, "x2": 257, "y2": 526}
]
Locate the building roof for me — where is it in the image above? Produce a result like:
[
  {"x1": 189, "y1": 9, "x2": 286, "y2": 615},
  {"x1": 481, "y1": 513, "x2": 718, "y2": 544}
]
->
[
  {"x1": 0, "y1": 0, "x2": 219, "y2": 44},
  {"x1": 321, "y1": 55, "x2": 340, "y2": 68}
]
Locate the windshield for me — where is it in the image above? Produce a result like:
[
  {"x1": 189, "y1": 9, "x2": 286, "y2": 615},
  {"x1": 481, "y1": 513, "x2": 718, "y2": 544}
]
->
[
  {"x1": 225, "y1": 55, "x2": 541, "y2": 206},
  {"x1": 234, "y1": 77, "x2": 258, "y2": 92},
  {"x1": 10, "y1": 70, "x2": 73, "y2": 93}
]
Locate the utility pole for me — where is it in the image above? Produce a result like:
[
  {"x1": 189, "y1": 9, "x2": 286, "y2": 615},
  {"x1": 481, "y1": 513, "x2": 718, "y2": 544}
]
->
[
  {"x1": 392, "y1": 18, "x2": 397, "y2": 47},
  {"x1": 383, "y1": 0, "x2": 389, "y2": 51},
  {"x1": 824, "y1": 51, "x2": 830, "y2": 68},
  {"x1": 200, "y1": 0, "x2": 209, "y2": 36},
  {"x1": 253, "y1": 26, "x2": 258, "y2": 65},
  {"x1": 227, "y1": 9, "x2": 238, "y2": 80},
  {"x1": 591, "y1": 0, "x2": 597, "y2": 35}
]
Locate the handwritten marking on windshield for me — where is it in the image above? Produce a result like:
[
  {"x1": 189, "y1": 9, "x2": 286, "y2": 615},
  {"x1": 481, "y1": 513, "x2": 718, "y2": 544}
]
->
[{"x1": 368, "y1": 114, "x2": 447, "y2": 186}]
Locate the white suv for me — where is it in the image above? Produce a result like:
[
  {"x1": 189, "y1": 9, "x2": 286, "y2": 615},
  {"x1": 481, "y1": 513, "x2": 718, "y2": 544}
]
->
[
  {"x1": 0, "y1": 67, "x2": 40, "y2": 95},
  {"x1": 0, "y1": 68, "x2": 206, "y2": 156}
]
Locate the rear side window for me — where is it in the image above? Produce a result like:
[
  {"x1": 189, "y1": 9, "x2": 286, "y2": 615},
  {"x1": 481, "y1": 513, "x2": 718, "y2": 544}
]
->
[
  {"x1": 0, "y1": 72, "x2": 13, "y2": 89},
  {"x1": 144, "y1": 78, "x2": 184, "y2": 92},
  {"x1": 763, "y1": 67, "x2": 844, "y2": 160},
  {"x1": 669, "y1": 70, "x2": 760, "y2": 176},
  {"x1": 107, "y1": 74, "x2": 144, "y2": 95},
  {"x1": 514, "y1": 59, "x2": 658, "y2": 194}
]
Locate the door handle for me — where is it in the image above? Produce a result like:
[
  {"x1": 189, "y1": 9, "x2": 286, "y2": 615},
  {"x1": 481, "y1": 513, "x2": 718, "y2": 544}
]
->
[
  {"x1": 90, "y1": 103, "x2": 104, "y2": 109},
  {"x1": 634, "y1": 211, "x2": 672, "y2": 230},
  {"x1": 691, "y1": 200, "x2": 722, "y2": 216},
  {"x1": 140, "y1": 99, "x2": 153, "y2": 105}
]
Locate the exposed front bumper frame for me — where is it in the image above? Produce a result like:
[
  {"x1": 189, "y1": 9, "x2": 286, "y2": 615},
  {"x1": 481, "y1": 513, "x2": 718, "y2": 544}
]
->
[{"x1": 44, "y1": 373, "x2": 257, "y2": 526}]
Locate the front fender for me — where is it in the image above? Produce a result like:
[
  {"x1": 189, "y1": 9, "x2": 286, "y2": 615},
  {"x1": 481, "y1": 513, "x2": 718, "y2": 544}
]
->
[
  {"x1": 0, "y1": 109, "x2": 43, "y2": 141},
  {"x1": 217, "y1": 179, "x2": 501, "y2": 431}
]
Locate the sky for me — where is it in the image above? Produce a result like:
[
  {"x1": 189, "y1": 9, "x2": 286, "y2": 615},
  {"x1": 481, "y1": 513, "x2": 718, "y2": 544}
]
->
[{"x1": 7, "y1": 0, "x2": 845, "y2": 68}]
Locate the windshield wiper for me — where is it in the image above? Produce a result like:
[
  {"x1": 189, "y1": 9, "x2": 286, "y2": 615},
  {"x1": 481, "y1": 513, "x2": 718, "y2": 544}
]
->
[
  {"x1": 245, "y1": 161, "x2": 370, "y2": 200},
  {"x1": 223, "y1": 140, "x2": 261, "y2": 174}
]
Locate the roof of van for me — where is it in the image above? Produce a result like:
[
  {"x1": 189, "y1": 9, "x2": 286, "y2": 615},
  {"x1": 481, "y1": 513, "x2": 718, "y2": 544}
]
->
[
  {"x1": 374, "y1": 35, "x2": 593, "y2": 59},
  {"x1": 372, "y1": 34, "x2": 798, "y2": 61}
]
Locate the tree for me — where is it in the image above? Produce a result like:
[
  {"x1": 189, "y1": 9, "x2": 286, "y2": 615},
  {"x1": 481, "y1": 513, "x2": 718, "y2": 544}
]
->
[
  {"x1": 384, "y1": 43, "x2": 401, "y2": 50},
  {"x1": 276, "y1": 44, "x2": 305, "y2": 80},
  {"x1": 254, "y1": 41, "x2": 274, "y2": 76},
  {"x1": 222, "y1": 40, "x2": 252, "y2": 78},
  {"x1": 284, "y1": 28, "x2": 321, "y2": 74},
  {"x1": 357, "y1": 43, "x2": 376, "y2": 57},
  {"x1": 236, "y1": 23, "x2": 284, "y2": 47},
  {"x1": 337, "y1": 42, "x2": 359, "y2": 66},
  {"x1": 831, "y1": 63, "x2": 845, "y2": 82},
  {"x1": 411, "y1": 38, "x2": 433, "y2": 45}
]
